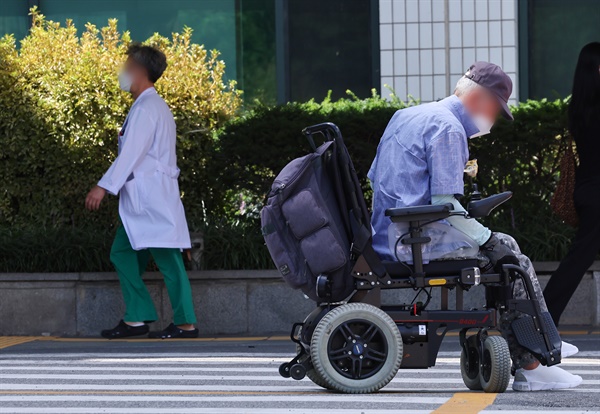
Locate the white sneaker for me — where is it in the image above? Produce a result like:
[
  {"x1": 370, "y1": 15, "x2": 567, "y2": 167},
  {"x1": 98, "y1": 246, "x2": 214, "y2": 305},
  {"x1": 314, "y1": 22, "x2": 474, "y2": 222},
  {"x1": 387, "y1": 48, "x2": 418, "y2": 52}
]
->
[
  {"x1": 562, "y1": 341, "x2": 579, "y2": 358},
  {"x1": 513, "y1": 365, "x2": 583, "y2": 392}
]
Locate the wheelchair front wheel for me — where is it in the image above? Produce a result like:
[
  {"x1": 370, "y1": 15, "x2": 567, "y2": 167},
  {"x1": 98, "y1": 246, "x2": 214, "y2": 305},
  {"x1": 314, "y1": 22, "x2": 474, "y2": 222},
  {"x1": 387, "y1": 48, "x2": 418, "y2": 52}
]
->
[
  {"x1": 310, "y1": 303, "x2": 402, "y2": 394},
  {"x1": 295, "y1": 344, "x2": 331, "y2": 389},
  {"x1": 479, "y1": 335, "x2": 511, "y2": 393},
  {"x1": 460, "y1": 335, "x2": 483, "y2": 390}
]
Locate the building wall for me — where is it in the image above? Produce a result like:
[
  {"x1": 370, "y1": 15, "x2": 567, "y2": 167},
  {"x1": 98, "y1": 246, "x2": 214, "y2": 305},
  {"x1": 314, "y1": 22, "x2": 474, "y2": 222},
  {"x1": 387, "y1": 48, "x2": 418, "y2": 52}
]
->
[{"x1": 379, "y1": 0, "x2": 519, "y2": 104}]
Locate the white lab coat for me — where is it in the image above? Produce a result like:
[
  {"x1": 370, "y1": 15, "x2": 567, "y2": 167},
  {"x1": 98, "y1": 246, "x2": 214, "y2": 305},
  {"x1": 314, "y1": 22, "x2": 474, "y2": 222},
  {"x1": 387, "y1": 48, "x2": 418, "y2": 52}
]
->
[{"x1": 98, "y1": 87, "x2": 191, "y2": 250}]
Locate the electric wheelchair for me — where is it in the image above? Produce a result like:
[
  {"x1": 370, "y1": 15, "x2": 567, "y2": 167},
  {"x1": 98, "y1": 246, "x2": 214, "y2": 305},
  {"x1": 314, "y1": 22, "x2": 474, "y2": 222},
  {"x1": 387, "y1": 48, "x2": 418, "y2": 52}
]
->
[{"x1": 273, "y1": 122, "x2": 562, "y2": 394}]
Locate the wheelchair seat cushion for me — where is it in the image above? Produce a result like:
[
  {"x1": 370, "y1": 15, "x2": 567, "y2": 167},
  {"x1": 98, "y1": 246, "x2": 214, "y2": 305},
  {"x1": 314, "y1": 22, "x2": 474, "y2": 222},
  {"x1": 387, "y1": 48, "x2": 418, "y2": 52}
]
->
[{"x1": 383, "y1": 259, "x2": 480, "y2": 278}]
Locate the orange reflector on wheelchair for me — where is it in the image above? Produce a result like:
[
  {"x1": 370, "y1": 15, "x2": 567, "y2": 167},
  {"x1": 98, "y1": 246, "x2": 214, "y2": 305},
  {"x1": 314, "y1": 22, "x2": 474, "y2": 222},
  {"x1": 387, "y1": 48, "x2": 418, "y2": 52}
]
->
[{"x1": 428, "y1": 278, "x2": 447, "y2": 286}]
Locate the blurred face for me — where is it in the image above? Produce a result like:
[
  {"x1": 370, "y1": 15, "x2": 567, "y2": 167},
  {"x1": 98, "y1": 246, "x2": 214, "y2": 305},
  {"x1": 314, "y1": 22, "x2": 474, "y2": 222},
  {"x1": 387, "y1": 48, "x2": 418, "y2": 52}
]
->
[
  {"x1": 463, "y1": 87, "x2": 502, "y2": 124},
  {"x1": 118, "y1": 57, "x2": 146, "y2": 93},
  {"x1": 461, "y1": 87, "x2": 502, "y2": 138}
]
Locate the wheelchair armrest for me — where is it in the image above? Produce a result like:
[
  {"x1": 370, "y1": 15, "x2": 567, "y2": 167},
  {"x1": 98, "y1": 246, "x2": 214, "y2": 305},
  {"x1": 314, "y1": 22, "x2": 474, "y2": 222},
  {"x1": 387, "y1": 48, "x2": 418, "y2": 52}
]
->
[
  {"x1": 385, "y1": 203, "x2": 453, "y2": 223},
  {"x1": 467, "y1": 191, "x2": 513, "y2": 218}
]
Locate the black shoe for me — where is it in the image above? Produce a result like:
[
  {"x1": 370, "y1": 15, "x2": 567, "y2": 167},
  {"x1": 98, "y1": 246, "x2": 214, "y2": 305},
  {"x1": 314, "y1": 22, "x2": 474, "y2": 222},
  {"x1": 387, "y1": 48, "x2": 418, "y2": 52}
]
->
[
  {"x1": 101, "y1": 320, "x2": 149, "y2": 339},
  {"x1": 148, "y1": 323, "x2": 199, "y2": 339}
]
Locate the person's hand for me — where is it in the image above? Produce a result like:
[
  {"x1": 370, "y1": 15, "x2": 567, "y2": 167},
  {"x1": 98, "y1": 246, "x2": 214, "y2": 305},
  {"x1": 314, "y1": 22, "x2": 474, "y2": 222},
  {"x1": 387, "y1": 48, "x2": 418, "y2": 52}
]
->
[
  {"x1": 480, "y1": 233, "x2": 520, "y2": 273},
  {"x1": 85, "y1": 185, "x2": 107, "y2": 211}
]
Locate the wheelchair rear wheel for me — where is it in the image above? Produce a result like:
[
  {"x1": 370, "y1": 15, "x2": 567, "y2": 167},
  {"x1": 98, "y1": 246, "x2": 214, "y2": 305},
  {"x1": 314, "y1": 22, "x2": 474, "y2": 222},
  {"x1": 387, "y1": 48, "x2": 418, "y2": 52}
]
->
[{"x1": 310, "y1": 303, "x2": 402, "y2": 394}]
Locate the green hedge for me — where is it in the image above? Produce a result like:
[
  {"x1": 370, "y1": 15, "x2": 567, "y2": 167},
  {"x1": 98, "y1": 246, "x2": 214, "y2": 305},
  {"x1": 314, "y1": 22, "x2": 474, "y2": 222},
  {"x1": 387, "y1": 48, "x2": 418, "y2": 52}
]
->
[
  {"x1": 211, "y1": 91, "x2": 410, "y2": 215},
  {"x1": 0, "y1": 13, "x2": 574, "y2": 271},
  {"x1": 468, "y1": 99, "x2": 576, "y2": 260},
  {"x1": 215, "y1": 95, "x2": 575, "y2": 263},
  {"x1": 0, "y1": 219, "x2": 273, "y2": 272},
  {"x1": 1, "y1": 90, "x2": 573, "y2": 271}
]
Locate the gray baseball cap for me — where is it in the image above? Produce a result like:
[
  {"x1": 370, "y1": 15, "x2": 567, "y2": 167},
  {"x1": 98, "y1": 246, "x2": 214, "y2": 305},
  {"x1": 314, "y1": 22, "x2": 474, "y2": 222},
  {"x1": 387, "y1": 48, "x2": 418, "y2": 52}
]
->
[{"x1": 464, "y1": 61, "x2": 514, "y2": 120}]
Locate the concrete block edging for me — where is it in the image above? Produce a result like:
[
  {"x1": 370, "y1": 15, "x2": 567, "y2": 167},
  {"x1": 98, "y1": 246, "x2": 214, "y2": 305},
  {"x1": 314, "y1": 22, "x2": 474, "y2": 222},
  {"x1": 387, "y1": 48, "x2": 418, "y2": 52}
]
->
[{"x1": 0, "y1": 263, "x2": 598, "y2": 336}]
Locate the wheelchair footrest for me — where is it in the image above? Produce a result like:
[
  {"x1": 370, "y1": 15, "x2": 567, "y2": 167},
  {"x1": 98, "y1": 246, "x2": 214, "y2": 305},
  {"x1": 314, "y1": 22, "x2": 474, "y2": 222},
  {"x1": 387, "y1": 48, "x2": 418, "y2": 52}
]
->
[{"x1": 511, "y1": 311, "x2": 561, "y2": 366}]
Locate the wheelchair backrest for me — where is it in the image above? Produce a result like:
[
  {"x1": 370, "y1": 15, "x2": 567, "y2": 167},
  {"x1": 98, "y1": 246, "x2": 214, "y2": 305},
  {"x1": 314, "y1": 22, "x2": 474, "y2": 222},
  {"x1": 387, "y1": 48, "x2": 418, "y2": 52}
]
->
[{"x1": 260, "y1": 123, "x2": 380, "y2": 302}]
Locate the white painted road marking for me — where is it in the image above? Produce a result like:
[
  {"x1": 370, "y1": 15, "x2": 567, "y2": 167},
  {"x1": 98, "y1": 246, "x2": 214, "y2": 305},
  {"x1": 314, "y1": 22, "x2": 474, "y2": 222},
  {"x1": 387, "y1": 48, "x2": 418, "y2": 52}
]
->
[{"x1": 1, "y1": 352, "x2": 598, "y2": 413}]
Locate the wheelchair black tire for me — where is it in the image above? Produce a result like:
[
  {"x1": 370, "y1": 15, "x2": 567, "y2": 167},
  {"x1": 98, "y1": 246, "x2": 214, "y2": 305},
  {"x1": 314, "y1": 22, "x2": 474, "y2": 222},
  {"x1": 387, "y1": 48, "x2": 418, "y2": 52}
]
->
[
  {"x1": 295, "y1": 344, "x2": 331, "y2": 389},
  {"x1": 310, "y1": 303, "x2": 402, "y2": 394},
  {"x1": 460, "y1": 335, "x2": 483, "y2": 391},
  {"x1": 479, "y1": 335, "x2": 511, "y2": 393}
]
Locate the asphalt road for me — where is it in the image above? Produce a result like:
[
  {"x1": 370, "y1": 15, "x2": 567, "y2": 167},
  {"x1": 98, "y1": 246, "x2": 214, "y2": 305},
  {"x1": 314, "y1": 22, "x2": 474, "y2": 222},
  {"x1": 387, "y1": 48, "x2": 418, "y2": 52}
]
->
[{"x1": 0, "y1": 329, "x2": 598, "y2": 413}]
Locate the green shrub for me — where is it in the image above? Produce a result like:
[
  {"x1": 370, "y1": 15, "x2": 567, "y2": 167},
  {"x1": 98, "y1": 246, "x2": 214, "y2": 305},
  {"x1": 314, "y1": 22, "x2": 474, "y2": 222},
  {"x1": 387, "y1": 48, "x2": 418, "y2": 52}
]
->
[{"x1": 0, "y1": 9, "x2": 241, "y2": 232}]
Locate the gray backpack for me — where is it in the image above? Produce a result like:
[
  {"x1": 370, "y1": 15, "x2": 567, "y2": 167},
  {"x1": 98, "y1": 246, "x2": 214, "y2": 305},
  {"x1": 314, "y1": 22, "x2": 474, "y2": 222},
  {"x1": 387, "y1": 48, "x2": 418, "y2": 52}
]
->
[{"x1": 261, "y1": 123, "x2": 384, "y2": 302}]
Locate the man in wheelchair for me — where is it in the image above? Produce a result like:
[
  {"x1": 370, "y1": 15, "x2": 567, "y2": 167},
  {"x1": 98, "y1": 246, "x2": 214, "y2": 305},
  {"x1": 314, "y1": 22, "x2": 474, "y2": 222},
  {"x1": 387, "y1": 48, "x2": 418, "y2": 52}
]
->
[{"x1": 368, "y1": 62, "x2": 582, "y2": 392}]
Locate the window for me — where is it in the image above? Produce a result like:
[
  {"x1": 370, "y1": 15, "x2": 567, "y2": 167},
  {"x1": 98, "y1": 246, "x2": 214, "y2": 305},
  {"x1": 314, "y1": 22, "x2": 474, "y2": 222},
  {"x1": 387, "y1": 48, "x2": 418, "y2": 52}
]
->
[
  {"x1": 0, "y1": 0, "x2": 29, "y2": 41},
  {"x1": 237, "y1": 0, "x2": 277, "y2": 103},
  {"x1": 0, "y1": 0, "x2": 377, "y2": 104},
  {"x1": 41, "y1": 0, "x2": 239, "y2": 85},
  {"x1": 522, "y1": 0, "x2": 600, "y2": 99},
  {"x1": 286, "y1": 0, "x2": 378, "y2": 102}
]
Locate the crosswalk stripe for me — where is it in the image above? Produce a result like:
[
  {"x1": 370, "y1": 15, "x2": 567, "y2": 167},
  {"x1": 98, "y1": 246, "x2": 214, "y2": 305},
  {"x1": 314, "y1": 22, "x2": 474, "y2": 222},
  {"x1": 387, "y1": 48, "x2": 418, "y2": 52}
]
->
[
  {"x1": 2, "y1": 357, "x2": 598, "y2": 366},
  {"x1": 0, "y1": 395, "x2": 449, "y2": 403},
  {"x1": 568, "y1": 388, "x2": 600, "y2": 393},
  {"x1": 2, "y1": 383, "x2": 599, "y2": 392},
  {"x1": 0, "y1": 355, "x2": 292, "y2": 362},
  {"x1": 1, "y1": 365, "x2": 598, "y2": 375},
  {"x1": 2, "y1": 373, "x2": 598, "y2": 385},
  {"x1": 3, "y1": 351, "x2": 599, "y2": 358},
  {"x1": 432, "y1": 357, "x2": 600, "y2": 365},
  {"x1": 480, "y1": 411, "x2": 596, "y2": 414},
  {"x1": 0, "y1": 361, "x2": 276, "y2": 366},
  {"x1": 0, "y1": 353, "x2": 591, "y2": 359},
  {"x1": 0, "y1": 383, "x2": 473, "y2": 391},
  {"x1": 0, "y1": 353, "x2": 295, "y2": 358}
]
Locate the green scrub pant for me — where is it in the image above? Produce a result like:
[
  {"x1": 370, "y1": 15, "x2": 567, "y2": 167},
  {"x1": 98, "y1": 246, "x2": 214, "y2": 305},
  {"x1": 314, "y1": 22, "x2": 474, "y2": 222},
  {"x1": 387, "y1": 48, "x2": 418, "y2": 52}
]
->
[{"x1": 110, "y1": 225, "x2": 197, "y2": 325}]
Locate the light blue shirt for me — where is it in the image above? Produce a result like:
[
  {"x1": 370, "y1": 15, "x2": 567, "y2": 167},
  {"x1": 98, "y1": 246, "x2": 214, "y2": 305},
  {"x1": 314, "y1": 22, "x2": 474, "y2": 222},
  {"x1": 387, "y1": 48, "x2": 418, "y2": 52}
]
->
[{"x1": 368, "y1": 95, "x2": 480, "y2": 260}]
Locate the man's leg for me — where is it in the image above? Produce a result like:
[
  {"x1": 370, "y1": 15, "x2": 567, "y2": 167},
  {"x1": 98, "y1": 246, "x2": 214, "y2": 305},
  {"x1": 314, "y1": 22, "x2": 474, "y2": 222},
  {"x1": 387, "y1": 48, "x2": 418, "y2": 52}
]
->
[
  {"x1": 110, "y1": 225, "x2": 158, "y2": 323},
  {"x1": 149, "y1": 247, "x2": 197, "y2": 327},
  {"x1": 493, "y1": 233, "x2": 582, "y2": 391},
  {"x1": 493, "y1": 232, "x2": 544, "y2": 369}
]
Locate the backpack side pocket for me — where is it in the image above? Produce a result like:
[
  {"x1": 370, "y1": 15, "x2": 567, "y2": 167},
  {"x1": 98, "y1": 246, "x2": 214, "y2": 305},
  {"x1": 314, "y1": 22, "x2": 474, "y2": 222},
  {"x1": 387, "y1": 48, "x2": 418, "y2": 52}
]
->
[{"x1": 261, "y1": 203, "x2": 307, "y2": 289}]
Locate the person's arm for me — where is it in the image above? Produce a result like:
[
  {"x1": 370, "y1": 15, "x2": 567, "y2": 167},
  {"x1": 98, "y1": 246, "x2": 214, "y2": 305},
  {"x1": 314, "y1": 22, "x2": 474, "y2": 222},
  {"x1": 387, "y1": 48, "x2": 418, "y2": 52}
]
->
[
  {"x1": 425, "y1": 130, "x2": 491, "y2": 244},
  {"x1": 432, "y1": 195, "x2": 519, "y2": 273},
  {"x1": 427, "y1": 131, "x2": 469, "y2": 197},
  {"x1": 98, "y1": 108, "x2": 156, "y2": 195},
  {"x1": 431, "y1": 194, "x2": 491, "y2": 246}
]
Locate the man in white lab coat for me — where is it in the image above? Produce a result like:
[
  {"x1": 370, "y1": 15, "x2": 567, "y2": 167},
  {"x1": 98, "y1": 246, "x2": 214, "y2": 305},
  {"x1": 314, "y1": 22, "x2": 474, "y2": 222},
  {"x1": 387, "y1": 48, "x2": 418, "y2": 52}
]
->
[{"x1": 86, "y1": 44, "x2": 198, "y2": 339}]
